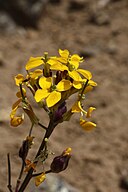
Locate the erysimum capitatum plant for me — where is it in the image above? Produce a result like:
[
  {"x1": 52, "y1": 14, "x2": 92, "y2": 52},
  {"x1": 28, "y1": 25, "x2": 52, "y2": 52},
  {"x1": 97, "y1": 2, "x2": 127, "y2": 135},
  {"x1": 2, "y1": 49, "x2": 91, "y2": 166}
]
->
[{"x1": 8, "y1": 49, "x2": 97, "y2": 192}]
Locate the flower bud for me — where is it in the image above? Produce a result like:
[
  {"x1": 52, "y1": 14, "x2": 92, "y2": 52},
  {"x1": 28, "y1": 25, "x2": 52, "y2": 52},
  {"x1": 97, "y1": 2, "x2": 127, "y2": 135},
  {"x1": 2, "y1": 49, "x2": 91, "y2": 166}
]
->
[
  {"x1": 54, "y1": 102, "x2": 67, "y2": 122},
  {"x1": 19, "y1": 140, "x2": 29, "y2": 161},
  {"x1": 50, "y1": 148, "x2": 71, "y2": 173},
  {"x1": 19, "y1": 136, "x2": 34, "y2": 161}
]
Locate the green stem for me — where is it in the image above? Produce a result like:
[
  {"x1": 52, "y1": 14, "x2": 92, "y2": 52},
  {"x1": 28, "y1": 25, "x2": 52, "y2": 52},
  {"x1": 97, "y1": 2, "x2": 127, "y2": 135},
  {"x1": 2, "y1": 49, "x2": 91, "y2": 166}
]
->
[
  {"x1": 18, "y1": 117, "x2": 56, "y2": 192},
  {"x1": 79, "y1": 79, "x2": 89, "y2": 100},
  {"x1": 19, "y1": 84, "x2": 26, "y2": 102}
]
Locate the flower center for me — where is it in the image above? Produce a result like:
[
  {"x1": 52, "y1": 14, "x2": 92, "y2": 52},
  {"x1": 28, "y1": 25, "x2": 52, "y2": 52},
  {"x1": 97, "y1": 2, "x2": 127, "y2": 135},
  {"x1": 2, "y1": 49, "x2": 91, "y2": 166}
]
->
[
  {"x1": 68, "y1": 64, "x2": 75, "y2": 71},
  {"x1": 51, "y1": 84, "x2": 57, "y2": 91}
]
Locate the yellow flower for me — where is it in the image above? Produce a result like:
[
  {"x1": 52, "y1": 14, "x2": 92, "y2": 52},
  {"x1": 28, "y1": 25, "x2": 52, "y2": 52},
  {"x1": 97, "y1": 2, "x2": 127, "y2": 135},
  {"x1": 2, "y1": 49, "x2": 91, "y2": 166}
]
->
[
  {"x1": 49, "y1": 50, "x2": 92, "y2": 90},
  {"x1": 15, "y1": 74, "x2": 25, "y2": 86},
  {"x1": 29, "y1": 69, "x2": 43, "y2": 79},
  {"x1": 10, "y1": 115, "x2": 24, "y2": 127},
  {"x1": 24, "y1": 159, "x2": 36, "y2": 172},
  {"x1": 86, "y1": 107, "x2": 96, "y2": 118},
  {"x1": 25, "y1": 57, "x2": 44, "y2": 70},
  {"x1": 59, "y1": 49, "x2": 92, "y2": 80},
  {"x1": 72, "y1": 101, "x2": 96, "y2": 117},
  {"x1": 10, "y1": 99, "x2": 24, "y2": 127},
  {"x1": 35, "y1": 173, "x2": 46, "y2": 187},
  {"x1": 80, "y1": 118, "x2": 96, "y2": 131},
  {"x1": 72, "y1": 101, "x2": 86, "y2": 114},
  {"x1": 35, "y1": 77, "x2": 72, "y2": 107},
  {"x1": 72, "y1": 101, "x2": 96, "y2": 131}
]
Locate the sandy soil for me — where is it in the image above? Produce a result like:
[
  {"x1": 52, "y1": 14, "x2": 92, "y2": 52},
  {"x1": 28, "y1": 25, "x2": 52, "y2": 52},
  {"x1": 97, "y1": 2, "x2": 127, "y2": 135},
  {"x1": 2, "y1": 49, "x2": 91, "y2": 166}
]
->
[{"x1": 0, "y1": 0, "x2": 128, "y2": 191}]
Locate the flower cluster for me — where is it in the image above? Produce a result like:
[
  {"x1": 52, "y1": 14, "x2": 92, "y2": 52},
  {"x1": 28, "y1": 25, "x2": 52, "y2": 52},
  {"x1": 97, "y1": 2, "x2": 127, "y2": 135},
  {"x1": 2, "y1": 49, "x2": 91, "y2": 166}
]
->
[
  {"x1": 10, "y1": 49, "x2": 97, "y2": 131},
  {"x1": 8, "y1": 49, "x2": 97, "y2": 191}
]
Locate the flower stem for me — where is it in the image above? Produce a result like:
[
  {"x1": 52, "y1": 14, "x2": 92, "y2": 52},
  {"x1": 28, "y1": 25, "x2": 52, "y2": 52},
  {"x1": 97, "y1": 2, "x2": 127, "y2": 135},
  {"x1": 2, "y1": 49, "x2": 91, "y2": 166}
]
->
[
  {"x1": 15, "y1": 161, "x2": 25, "y2": 192},
  {"x1": 7, "y1": 153, "x2": 13, "y2": 192},
  {"x1": 18, "y1": 117, "x2": 56, "y2": 192},
  {"x1": 79, "y1": 79, "x2": 89, "y2": 100}
]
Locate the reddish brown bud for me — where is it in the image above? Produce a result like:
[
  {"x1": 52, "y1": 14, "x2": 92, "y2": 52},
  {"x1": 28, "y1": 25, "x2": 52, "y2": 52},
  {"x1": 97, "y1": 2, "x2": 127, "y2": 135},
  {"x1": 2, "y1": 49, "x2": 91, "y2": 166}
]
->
[
  {"x1": 54, "y1": 102, "x2": 67, "y2": 122},
  {"x1": 50, "y1": 148, "x2": 71, "y2": 173}
]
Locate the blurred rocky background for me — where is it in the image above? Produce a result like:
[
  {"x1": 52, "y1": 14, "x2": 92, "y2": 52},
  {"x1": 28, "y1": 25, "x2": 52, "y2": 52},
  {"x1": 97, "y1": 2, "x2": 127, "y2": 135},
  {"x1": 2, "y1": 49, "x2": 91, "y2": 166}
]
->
[{"x1": 0, "y1": 0, "x2": 128, "y2": 192}]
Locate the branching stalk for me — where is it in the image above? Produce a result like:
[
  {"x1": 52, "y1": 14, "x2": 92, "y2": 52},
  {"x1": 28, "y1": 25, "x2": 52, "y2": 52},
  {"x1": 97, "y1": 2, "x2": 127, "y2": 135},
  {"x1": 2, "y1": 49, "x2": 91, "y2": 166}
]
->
[{"x1": 18, "y1": 117, "x2": 56, "y2": 192}]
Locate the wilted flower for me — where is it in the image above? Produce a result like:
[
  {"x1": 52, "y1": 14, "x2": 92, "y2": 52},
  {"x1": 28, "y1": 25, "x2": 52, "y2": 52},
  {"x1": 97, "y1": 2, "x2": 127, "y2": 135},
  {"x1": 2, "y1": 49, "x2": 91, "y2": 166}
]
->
[
  {"x1": 80, "y1": 118, "x2": 96, "y2": 131},
  {"x1": 35, "y1": 172, "x2": 46, "y2": 187},
  {"x1": 19, "y1": 136, "x2": 34, "y2": 161},
  {"x1": 24, "y1": 159, "x2": 36, "y2": 172}
]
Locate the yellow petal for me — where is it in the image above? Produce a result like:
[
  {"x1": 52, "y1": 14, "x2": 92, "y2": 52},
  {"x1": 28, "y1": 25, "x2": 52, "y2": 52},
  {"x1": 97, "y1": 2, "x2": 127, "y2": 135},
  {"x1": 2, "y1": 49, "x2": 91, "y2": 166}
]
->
[
  {"x1": 35, "y1": 173, "x2": 46, "y2": 187},
  {"x1": 12, "y1": 99, "x2": 22, "y2": 110},
  {"x1": 80, "y1": 119, "x2": 96, "y2": 131},
  {"x1": 15, "y1": 74, "x2": 24, "y2": 86},
  {"x1": 47, "y1": 57, "x2": 58, "y2": 65},
  {"x1": 71, "y1": 54, "x2": 83, "y2": 62},
  {"x1": 73, "y1": 81, "x2": 82, "y2": 89},
  {"x1": 10, "y1": 107, "x2": 18, "y2": 119},
  {"x1": 83, "y1": 85, "x2": 93, "y2": 93},
  {"x1": 77, "y1": 69, "x2": 92, "y2": 80},
  {"x1": 68, "y1": 71, "x2": 82, "y2": 81},
  {"x1": 86, "y1": 107, "x2": 96, "y2": 118},
  {"x1": 46, "y1": 91, "x2": 61, "y2": 107},
  {"x1": 63, "y1": 147, "x2": 72, "y2": 155},
  {"x1": 72, "y1": 101, "x2": 87, "y2": 114},
  {"x1": 89, "y1": 80, "x2": 97, "y2": 86},
  {"x1": 57, "y1": 57, "x2": 68, "y2": 64},
  {"x1": 39, "y1": 77, "x2": 52, "y2": 89},
  {"x1": 34, "y1": 89, "x2": 50, "y2": 102},
  {"x1": 57, "y1": 80, "x2": 72, "y2": 91},
  {"x1": 16, "y1": 88, "x2": 26, "y2": 98},
  {"x1": 59, "y1": 49, "x2": 69, "y2": 58},
  {"x1": 29, "y1": 69, "x2": 43, "y2": 79},
  {"x1": 72, "y1": 101, "x2": 81, "y2": 113},
  {"x1": 69, "y1": 54, "x2": 83, "y2": 69},
  {"x1": 10, "y1": 114, "x2": 24, "y2": 127},
  {"x1": 50, "y1": 63, "x2": 68, "y2": 71},
  {"x1": 25, "y1": 57, "x2": 44, "y2": 70}
]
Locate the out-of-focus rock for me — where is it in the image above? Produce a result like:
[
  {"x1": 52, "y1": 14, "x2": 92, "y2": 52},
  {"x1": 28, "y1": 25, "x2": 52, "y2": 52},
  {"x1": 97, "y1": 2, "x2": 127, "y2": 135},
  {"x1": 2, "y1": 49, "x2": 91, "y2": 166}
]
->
[
  {"x1": 79, "y1": 45, "x2": 101, "y2": 58},
  {"x1": 97, "y1": 0, "x2": 111, "y2": 9},
  {"x1": 0, "y1": 0, "x2": 48, "y2": 28},
  {"x1": 119, "y1": 170, "x2": 128, "y2": 190},
  {"x1": 49, "y1": 0, "x2": 62, "y2": 4},
  {"x1": 105, "y1": 41, "x2": 118, "y2": 55},
  {"x1": 68, "y1": 0, "x2": 87, "y2": 11},
  {"x1": 0, "y1": 12, "x2": 16, "y2": 33},
  {"x1": 89, "y1": 11, "x2": 110, "y2": 26}
]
